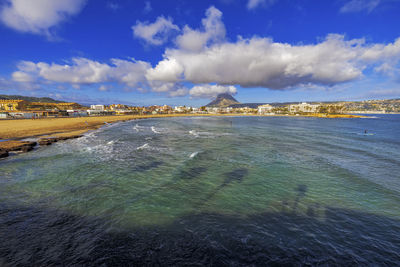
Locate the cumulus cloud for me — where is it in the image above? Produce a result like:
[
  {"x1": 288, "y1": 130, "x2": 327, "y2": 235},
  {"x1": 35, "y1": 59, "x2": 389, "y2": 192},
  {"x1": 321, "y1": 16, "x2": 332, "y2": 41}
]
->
[
  {"x1": 340, "y1": 0, "x2": 381, "y2": 13},
  {"x1": 0, "y1": 76, "x2": 39, "y2": 91},
  {"x1": 169, "y1": 87, "x2": 188, "y2": 97},
  {"x1": 190, "y1": 85, "x2": 237, "y2": 98},
  {"x1": 132, "y1": 16, "x2": 179, "y2": 45},
  {"x1": 13, "y1": 58, "x2": 151, "y2": 88},
  {"x1": 146, "y1": 58, "x2": 184, "y2": 83},
  {"x1": 12, "y1": 71, "x2": 35, "y2": 82},
  {"x1": 0, "y1": 0, "x2": 86, "y2": 36},
  {"x1": 150, "y1": 34, "x2": 372, "y2": 89},
  {"x1": 175, "y1": 6, "x2": 225, "y2": 51},
  {"x1": 10, "y1": 5, "x2": 400, "y2": 99}
]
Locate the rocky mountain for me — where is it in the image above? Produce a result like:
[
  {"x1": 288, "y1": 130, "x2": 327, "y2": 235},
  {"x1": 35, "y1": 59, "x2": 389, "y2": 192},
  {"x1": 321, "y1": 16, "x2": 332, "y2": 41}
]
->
[{"x1": 206, "y1": 93, "x2": 240, "y2": 107}]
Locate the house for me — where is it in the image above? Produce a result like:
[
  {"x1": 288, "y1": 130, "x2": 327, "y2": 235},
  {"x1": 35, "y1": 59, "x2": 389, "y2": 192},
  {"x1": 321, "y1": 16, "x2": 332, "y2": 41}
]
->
[
  {"x1": 90, "y1": 105, "x2": 105, "y2": 111},
  {"x1": 174, "y1": 106, "x2": 188, "y2": 113}
]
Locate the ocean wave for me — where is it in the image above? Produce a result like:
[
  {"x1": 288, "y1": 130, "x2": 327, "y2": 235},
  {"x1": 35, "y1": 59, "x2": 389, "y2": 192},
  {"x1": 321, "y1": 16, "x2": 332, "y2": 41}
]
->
[
  {"x1": 189, "y1": 130, "x2": 199, "y2": 137},
  {"x1": 151, "y1": 126, "x2": 161, "y2": 134},
  {"x1": 137, "y1": 143, "x2": 150, "y2": 150},
  {"x1": 133, "y1": 124, "x2": 144, "y2": 132},
  {"x1": 189, "y1": 151, "x2": 199, "y2": 159},
  {"x1": 107, "y1": 139, "x2": 118, "y2": 145}
]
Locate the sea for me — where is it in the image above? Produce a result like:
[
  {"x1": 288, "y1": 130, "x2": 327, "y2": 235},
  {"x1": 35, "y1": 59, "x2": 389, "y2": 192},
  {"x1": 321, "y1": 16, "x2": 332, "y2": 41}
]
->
[{"x1": 1, "y1": 115, "x2": 399, "y2": 265}]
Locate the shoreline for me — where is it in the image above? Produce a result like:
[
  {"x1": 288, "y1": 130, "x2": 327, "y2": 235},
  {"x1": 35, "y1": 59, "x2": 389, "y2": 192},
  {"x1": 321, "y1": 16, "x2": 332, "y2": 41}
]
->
[
  {"x1": 0, "y1": 113, "x2": 365, "y2": 158},
  {"x1": 0, "y1": 113, "x2": 365, "y2": 140}
]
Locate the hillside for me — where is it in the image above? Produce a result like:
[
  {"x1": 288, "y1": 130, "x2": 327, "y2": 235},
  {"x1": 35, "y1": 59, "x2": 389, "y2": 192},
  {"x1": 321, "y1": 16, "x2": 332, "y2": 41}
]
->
[
  {"x1": 206, "y1": 93, "x2": 240, "y2": 107},
  {"x1": 0, "y1": 94, "x2": 65, "y2": 103}
]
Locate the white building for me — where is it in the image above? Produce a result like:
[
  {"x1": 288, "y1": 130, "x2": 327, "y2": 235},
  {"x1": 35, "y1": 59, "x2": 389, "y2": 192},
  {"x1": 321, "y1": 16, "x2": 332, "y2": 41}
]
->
[
  {"x1": 258, "y1": 104, "x2": 273, "y2": 114},
  {"x1": 90, "y1": 105, "x2": 105, "y2": 111},
  {"x1": 174, "y1": 106, "x2": 186, "y2": 112},
  {"x1": 289, "y1": 102, "x2": 320, "y2": 113}
]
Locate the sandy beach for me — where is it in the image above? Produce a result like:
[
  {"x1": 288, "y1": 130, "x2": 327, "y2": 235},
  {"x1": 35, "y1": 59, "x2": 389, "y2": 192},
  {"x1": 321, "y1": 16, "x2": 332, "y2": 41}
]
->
[{"x1": 0, "y1": 114, "x2": 182, "y2": 140}]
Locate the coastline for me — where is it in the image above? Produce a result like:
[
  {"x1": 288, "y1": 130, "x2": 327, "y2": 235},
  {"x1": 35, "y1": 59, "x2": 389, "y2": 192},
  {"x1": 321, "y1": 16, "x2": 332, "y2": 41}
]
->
[
  {"x1": 0, "y1": 113, "x2": 364, "y2": 158},
  {"x1": 0, "y1": 113, "x2": 365, "y2": 140}
]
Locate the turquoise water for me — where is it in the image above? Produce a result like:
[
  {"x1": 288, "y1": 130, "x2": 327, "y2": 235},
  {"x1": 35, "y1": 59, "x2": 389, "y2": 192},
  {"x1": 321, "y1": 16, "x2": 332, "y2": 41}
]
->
[{"x1": 1, "y1": 115, "x2": 400, "y2": 265}]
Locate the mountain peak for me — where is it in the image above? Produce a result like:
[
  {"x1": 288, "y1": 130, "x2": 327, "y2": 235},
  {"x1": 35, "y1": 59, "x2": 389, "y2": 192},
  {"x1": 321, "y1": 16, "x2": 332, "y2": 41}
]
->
[{"x1": 206, "y1": 93, "x2": 240, "y2": 107}]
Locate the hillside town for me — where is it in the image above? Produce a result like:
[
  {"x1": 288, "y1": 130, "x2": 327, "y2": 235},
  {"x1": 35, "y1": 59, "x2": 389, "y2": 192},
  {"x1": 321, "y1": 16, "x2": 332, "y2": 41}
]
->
[{"x1": 0, "y1": 94, "x2": 399, "y2": 119}]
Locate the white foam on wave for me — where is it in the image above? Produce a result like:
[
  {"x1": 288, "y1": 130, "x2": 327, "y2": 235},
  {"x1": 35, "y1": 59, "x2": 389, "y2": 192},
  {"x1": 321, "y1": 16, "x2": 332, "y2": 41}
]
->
[
  {"x1": 133, "y1": 124, "x2": 141, "y2": 132},
  {"x1": 151, "y1": 126, "x2": 161, "y2": 134},
  {"x1": 107, "y1": 139, "x2": 118, "y2": 145},
  {"x1": 189, "y1": 130, "x2": 199, "y2": 137},
  {"x1": 356, "y1": 133, "x2": 375, "y2": 136},
  {"x1": 189, "y1": 151, "x2": 199, "y2": 159},
  {"x1": 137, "y1": 143, "x2": 150, "y2": 150}
]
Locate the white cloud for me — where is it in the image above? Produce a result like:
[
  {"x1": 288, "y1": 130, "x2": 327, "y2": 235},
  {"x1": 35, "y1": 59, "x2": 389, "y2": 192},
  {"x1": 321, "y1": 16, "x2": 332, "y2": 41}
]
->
[
  {"x1": 190, "y1": 85, "x2": 237, "y2": 98},
  {"x1": 0, "y1": 76, "x2": 39, "y2": 91},
  {"x1": 13, "y1": 57, "x2": 151, "y2": 88},
  {"x1": 146, "y1": 58, "x2": 184, "y2": 83},
  {"x1": 0, "y1": 0, "x2": 86, "y2": 36},
  {"x1": 150, "y1": 34, "x2": 373, "y2": 89},
  {"x1": 10, "y1": 6, "x2": 400, "y2": 99},
  {"x1": 169, "y1": 87, "x2": 188, "y2": 97},
  {"x1": 340, "y1": 0, "x2": 381, "y2": 13},
  {"x1": 12, "y1": 71, "x2": 34, "y2": 82},
  {"x1": 132, "y1": 16, "x2": 179, "y2": 45},
  {"x1": 175, "y1": 6, "x2": 225, "y2": 51},
  {"x1": 247, "y1": 0, "x2": 276, "y2": 10}
]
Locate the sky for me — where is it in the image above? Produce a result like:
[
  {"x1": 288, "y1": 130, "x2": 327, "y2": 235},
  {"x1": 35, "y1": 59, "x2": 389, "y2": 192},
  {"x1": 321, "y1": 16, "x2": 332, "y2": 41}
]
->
[{"x1": 0, "y1": 0, "x2": 400, "y2": 106}]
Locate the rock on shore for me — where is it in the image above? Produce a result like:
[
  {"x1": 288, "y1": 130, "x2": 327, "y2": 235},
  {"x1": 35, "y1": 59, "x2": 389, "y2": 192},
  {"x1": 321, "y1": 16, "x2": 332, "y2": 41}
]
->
[
  {"x1": 0, "y1": 135, "x2": 83, "y2": 159},
  {"x1": 38, "y1": 135, "x2": 82, "y2": 146},
  {"x1": 0, "y1": 148, "x2": 9, "y2": 158},
  {"x1": 0, "y1": 141, "x2": 37, "y2": 152}
]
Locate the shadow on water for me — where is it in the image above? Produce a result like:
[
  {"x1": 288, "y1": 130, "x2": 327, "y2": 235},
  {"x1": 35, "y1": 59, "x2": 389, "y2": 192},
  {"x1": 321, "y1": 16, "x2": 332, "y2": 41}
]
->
[
  {"x1": 220, "y1": 168, "x2": 248, "y2": 189},
  {"x1": 293, "y1": 184, "x2": 308, "y2": 213},
  {"x1": 177, "y1": 167, "x2": 208, "y2": 180},
  {"x1": 118, "y1": 155, "x2": 212, "y2": 208},
  {"x1": 196, "y1": 168, "x2": 249, "y2": 207},
  {"x1": 1, "y1": 201, "x2": 400, "y2": 266},
  {"x1": 132, "y1": 161, "x2": 163, "y2": 172}
]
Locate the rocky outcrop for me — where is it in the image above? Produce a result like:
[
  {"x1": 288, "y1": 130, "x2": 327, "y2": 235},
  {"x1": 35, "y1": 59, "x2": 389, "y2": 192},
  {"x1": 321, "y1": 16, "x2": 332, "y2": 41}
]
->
[
  {"x1": 0, "y1": 135, "x2": 83, "y2": 159},
  {"x1": 38, "y1": 138, "x2": 57, "y2": 146},
  {"x1": 0, "y1": 141, "x2": 36, "y2": 152},
  {"x1": 0, "y1": 148, "x2": 8, "y2": 158},
  {"x1": 19, "y1": 142, "x2": 37, "y2": 152},
  {"x1": 0, "y1": 141, "x2": 37, "y2": 159},
  {"x1": 38, "y1": 135, "x2": 83, "y2": 146}
]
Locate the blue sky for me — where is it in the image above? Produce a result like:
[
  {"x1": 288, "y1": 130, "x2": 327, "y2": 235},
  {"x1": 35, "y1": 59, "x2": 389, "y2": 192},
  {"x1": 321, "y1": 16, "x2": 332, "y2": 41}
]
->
[{"x1": 1, "y1": 0, "x2": 400, "y2": 106}]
